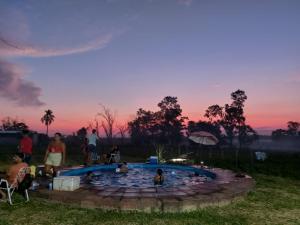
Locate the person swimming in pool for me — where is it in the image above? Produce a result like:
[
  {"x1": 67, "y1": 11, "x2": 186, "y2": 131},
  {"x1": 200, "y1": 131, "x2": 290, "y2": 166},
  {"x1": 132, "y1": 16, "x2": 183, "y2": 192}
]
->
[
  {"x1": 116, "y1": 162, "x2": 128, "y2": 173},
  {"x1": 82, "y1": 171, "x2": 94, "y2": 183},
  {"x1": 154, "y1": 168, "x2": 164, "y2": 185},
  {"x1": 120, "y1": 162, "x2": 128, "y2": 173}
]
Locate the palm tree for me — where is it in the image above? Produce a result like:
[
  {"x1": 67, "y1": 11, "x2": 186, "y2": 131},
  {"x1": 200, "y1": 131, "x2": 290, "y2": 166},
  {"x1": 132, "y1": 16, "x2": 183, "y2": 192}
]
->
[{"x1": 41, "y1": 109, "x2": 55, "y2": 136}]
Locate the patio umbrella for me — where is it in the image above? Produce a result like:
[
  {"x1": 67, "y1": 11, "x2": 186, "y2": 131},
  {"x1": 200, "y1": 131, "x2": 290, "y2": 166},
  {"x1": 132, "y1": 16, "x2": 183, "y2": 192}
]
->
[{"x1": 188, "y1": 131, "x2": 219, "y2": 146}]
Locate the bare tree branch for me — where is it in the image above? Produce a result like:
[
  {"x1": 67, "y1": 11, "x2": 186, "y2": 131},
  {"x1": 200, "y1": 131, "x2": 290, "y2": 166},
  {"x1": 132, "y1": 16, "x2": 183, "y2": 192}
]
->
[
  {"x1": 116, "y1": 123, "x2": 128, "y2": 139},
  {"x1": 97, "y1": 104, "x2": 116, "y2": 142}
]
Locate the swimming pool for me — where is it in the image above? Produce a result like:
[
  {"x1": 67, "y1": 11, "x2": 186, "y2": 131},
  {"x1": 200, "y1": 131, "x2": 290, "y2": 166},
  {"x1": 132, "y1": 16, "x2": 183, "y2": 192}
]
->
[
  {"x1": 40, "y1": 165, "x2": 254, "y2": 212},
  {"x1": 61, "y1": 163, "x2": 216, "y2": 188}
]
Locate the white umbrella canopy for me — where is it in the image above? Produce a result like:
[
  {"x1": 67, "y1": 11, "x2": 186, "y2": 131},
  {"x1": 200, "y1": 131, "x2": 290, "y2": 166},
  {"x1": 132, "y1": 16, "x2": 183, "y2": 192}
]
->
[{"x1": 188, "y1": 131, "x2": 219, "y2": 146}]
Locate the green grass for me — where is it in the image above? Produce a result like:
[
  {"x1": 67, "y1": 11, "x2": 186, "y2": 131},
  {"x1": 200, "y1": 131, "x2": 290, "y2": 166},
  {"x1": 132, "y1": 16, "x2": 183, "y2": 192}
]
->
[
  {"x1": 1, "y1": 144, "x2": 300, "y2": 224},
  {"x1": 0, "y1": 174, "x2": 300, "y2": 225}
]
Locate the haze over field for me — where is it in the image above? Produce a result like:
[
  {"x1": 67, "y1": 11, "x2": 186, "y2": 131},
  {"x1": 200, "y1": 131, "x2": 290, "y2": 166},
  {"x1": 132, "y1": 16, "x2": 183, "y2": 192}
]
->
[{"x1": 0, "y1": 0, "x2": 300, "y2": 134}]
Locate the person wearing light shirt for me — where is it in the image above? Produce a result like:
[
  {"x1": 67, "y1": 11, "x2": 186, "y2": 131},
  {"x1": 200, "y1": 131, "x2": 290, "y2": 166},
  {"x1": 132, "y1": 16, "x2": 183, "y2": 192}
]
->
[{"x1": 87, "y1": 129, "x2": 99, "y2": 164}]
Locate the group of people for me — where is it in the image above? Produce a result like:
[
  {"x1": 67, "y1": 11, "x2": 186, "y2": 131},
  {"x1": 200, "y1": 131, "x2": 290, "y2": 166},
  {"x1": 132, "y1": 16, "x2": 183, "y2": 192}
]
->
[
  {"x1": 38, "y1": 129, "x2": 164, "y2": 185},
  {"x1": 2, "y1": 129, "x2": 123, "y2": 180},
  {"x1": 1, "y1": 129, "x2": 35, "y2": 197},
  {"x1": 15, "y1": 129, "x2": 119, "y2": 178},
  {"x1": 83, "y1": 163, "x2": 164, "y2": 186},
  {"x1": 0, "y1": 130, "x2": 65, "y2": 194},
  {"x1": 1, "y1": 129, "x2": 165, "y2": 197},
  {"x1": 80, "y1": 129, "x2": 120, "y2": 166}
]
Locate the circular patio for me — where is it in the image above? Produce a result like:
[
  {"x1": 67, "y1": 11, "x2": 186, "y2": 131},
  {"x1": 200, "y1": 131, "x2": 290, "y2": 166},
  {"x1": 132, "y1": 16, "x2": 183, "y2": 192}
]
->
[{"x1": 32, "y1": 167, "x2": 255, "y2": 213}]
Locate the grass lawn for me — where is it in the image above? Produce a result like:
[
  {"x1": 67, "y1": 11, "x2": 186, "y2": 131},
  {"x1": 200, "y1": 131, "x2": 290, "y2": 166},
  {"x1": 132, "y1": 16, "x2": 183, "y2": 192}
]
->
[{"x1": 0, "y1": 174, "x2": 299, "y2": 225}]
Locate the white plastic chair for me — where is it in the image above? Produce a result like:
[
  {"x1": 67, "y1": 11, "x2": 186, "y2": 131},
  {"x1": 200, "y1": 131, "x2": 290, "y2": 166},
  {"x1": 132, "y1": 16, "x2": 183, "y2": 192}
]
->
[{"x1": 0, "y1": 167, "x2": 30, "y2": 205}]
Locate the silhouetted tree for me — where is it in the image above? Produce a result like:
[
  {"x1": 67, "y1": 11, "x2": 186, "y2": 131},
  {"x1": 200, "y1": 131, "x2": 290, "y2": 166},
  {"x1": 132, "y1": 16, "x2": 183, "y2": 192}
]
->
[
  {"x1": 1, "y1": 117, "x2": 29, "y2": 131},
  {"x1": 204, "y1": 105, "x2": 224, "y2": 123},
  {"x1": 238, "y1": 125, "x2": 258, "y2": 149},
  {"x1": 128, "y1": 96, "x2": 187, "y2": 146},
  {"x1": 157, "y1": 96, "x2": 187, "y2": 145},
  {"x1": 128, "y1": 109, "x2": 159, "y2": 145},
  {"x1": 97, "y1": 104, "x2": 116, "y2": 143},
  {"x1": 77, "y1": 127, "x2": 87, "y2": 140},
  {"x1": 271, "y1": 121, "x2": 300, "y2": 140},
  {"x1": 41, "y1": 109, "x2": 55, "y2": 136},
  {"x1": 271, "y1": 129, "x2": 287, "y2": 140},
  {"x1": 287, "y1": 121, "x2": 300, "y2": 136},
  {"x1": 204, "y1": 90, "x2": 257, "y2": 168},
  {"x1": 205, "y1": 90, "x2": 248, "y2": 147},
  {"x1": 116, "y1": 124, "x2": 128, "y2": 142}
]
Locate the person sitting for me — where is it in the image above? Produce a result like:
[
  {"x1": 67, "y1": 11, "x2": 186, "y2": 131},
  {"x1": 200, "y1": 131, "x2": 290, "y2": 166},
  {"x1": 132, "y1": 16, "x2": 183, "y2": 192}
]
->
[
  {"x1": 102, "y1": 154, "x2": 109, "y2": 164},
  {"x1": 113, "y1": 146, "x2": 120, "y2": 163},
  {"x1": 0, "y1": 153, "x2": 28, "y2": 199},
  {"x1": 108, "y1": 145, "x2": 119, "y2": 164},
  {"x1": 154, "y1": 168, "x2": 164, "y2": 185},
  {"x1": 0, "y1": 153, "x2": 28, "y2": 186}
]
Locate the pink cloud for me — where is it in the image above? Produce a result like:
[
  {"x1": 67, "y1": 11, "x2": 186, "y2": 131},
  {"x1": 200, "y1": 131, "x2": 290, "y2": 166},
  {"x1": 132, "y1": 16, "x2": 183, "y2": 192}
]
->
[{"x1": 0, "y1": 59, "x2": 44, "y2": 107}]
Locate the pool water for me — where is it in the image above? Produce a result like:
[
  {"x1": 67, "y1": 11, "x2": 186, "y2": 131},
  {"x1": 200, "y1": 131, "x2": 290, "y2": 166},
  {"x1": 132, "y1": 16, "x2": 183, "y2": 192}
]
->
[{"x1": 79, "y1": 166, "x2": 213, "y2": 188}]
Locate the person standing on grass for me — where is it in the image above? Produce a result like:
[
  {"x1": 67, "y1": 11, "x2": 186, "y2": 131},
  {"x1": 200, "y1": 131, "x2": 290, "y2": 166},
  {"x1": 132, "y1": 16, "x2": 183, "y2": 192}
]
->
[
  {"x1": 19, "y1": 130, "x2": 33, "y2": 165},
  {"x1": 44, "y1": 133, "x2": 66, "y2": 177},
  {"x1": 87, "y1": 129, "x2": 99, "y2": 164}
]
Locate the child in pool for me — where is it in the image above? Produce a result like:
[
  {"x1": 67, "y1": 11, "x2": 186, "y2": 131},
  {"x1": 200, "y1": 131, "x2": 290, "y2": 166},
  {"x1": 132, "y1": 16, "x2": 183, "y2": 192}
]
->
[{"x1": 154, "y1": 168, "x2": 164, "y2": 185}]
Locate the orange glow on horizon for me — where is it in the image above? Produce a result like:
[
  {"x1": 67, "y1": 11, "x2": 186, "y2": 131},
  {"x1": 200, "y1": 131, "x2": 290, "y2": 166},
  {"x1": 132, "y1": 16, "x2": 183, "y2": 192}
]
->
[
  {"x1": 24, "y1": 111, "x2": 295, "y2": 136},
  {"x1": 5, "y1": 96, "x2": 298, "y2": 136}
]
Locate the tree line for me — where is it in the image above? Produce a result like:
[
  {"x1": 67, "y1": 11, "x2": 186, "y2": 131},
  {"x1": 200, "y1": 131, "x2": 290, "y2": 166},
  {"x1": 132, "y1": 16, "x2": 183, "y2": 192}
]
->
[
  {"x1": 1, "y1": 89, "x2": 299, "y2": 148},
  {"x1": 128, "y1": 89, "x2": 258, "y2": 149},
  {"x1": 271, "y1": 121, "x2": 300, "y2": 140}
]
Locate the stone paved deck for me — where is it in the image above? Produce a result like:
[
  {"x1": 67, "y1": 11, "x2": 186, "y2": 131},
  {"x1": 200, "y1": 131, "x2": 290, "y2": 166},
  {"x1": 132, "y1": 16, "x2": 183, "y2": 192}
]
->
[{"x1": 31, "y1": 167, "x2": 255, "y2": 212}]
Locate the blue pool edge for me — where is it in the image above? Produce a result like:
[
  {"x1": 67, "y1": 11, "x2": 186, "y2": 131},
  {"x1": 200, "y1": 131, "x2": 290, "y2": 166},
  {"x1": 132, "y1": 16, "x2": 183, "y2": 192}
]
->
[{"x1": 60, "y1": 163, "x2": 217, "y2": 179}]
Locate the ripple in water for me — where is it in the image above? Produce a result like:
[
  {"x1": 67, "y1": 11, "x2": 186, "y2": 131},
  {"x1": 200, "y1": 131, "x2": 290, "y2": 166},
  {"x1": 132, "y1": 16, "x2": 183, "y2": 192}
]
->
[{"x1": 81, "y1": 167, "x2": 212, "y2": 188}]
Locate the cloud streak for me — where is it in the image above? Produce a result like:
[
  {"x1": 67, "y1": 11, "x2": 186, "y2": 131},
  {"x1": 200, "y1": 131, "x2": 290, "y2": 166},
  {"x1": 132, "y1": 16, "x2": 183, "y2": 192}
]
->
[
  {"x1": 0, "y1": 17, "x2": 120, "y2": 107},
  {"x1": 0, "y1": 32, "x2": 116, "y2": 107},
  {"x1": 0, "y1": 33, "x2": 113, "y2": 58},
  {"x1": 0, "y1": 59, "x2": 44, "y2": 107}
]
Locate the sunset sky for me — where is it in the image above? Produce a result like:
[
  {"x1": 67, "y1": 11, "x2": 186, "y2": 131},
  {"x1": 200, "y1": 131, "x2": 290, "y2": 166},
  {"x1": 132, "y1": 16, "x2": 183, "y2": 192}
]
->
[{"x1": 0, "y1": 0, "x2": 299, "y2": 135}]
